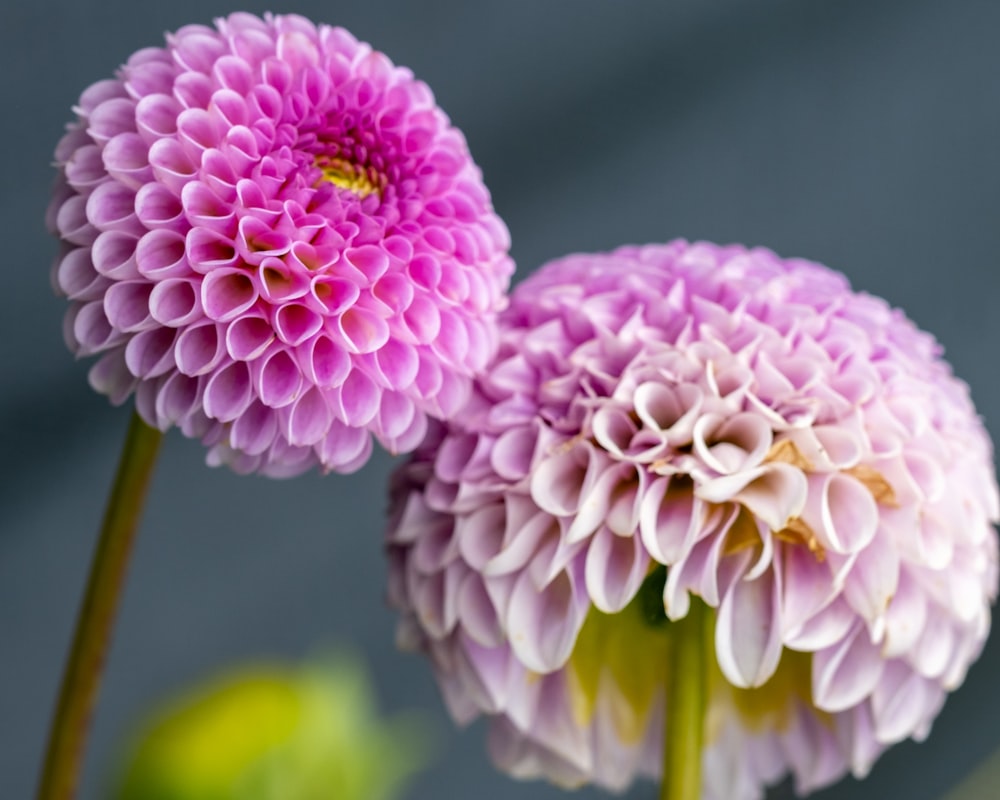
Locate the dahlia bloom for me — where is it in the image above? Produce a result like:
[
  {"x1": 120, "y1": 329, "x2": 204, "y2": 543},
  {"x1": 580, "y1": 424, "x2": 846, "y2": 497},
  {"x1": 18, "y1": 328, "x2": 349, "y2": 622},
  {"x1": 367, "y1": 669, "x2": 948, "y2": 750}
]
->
[
  {"x1": 49, "y1": 12, "x2": 512, "y2": 476},
  {"x1": 387, "y1": 242, "x2": 999, "y2": 797}
]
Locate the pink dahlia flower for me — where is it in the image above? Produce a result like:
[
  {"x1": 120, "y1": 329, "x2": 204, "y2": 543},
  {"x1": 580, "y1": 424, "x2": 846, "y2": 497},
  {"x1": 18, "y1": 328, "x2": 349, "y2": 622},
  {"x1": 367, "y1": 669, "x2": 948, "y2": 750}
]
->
[
  {"x1": 387, "y1": 242, "x2": 999, "y2": 797},
  {"x1": 49, "y1": 12, "x2": 513, "y2": 476}
]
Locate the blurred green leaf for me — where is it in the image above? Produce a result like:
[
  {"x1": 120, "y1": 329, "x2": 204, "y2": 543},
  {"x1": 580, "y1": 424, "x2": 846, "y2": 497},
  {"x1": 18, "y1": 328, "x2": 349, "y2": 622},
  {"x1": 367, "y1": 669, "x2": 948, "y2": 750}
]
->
[{"x1": 115, "y1": 652, "x2": 434, "y2": 800}]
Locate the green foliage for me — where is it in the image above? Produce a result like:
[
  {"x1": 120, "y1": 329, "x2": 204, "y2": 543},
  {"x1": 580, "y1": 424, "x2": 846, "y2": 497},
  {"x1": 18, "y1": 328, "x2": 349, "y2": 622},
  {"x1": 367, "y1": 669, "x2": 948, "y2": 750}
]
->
[{"x1": 115, "y1": 653, "x2": 433, "y2": 800}]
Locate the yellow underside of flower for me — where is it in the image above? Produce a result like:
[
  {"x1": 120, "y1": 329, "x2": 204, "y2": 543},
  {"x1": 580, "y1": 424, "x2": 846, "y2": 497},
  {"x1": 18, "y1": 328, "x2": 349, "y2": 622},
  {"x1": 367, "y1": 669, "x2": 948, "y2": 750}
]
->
[
  {"x1": 314, "y1": 155, "x2": 385, "y2": 198},
  {"x1": 568, "y1": 597, "x2": 671, "y2": 744},
  {"x1": 567, "y1": 591, "x2": 822, "y2": 748},
  {"x1": 721, "y1": 649, "x2": 821, "y2": 733}
]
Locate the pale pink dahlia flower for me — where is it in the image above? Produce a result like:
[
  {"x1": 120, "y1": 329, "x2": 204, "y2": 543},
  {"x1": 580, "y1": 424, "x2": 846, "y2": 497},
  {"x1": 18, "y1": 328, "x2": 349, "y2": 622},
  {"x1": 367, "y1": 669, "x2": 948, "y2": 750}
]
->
[
  {"x1": 387, "y1": 242, "x2": 999, "y2": 797},
  {"x1": 49, "y1": 12, "x2": 512, "y2": 476}
]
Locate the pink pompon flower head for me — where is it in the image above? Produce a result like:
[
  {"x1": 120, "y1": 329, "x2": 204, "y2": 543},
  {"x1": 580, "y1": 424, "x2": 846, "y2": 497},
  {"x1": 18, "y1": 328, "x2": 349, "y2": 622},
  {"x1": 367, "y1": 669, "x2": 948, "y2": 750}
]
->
[
  {"x1": 387, "y1": 242, "x2": 999, "y2": 798},
  {"x1": 49, "y1": 12, "x2": 513, "y2": 476}
]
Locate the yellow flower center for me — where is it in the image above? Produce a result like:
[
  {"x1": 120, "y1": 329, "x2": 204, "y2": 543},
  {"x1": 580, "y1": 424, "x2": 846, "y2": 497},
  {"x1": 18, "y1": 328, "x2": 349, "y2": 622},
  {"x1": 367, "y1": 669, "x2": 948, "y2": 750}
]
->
[{"x1": 314, "y1": 155, "x2": 385, "y2": 198}]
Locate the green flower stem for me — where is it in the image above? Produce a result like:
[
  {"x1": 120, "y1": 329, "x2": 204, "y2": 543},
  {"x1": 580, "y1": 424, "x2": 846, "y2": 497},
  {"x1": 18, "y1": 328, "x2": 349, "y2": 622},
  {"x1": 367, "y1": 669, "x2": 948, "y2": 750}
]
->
[
  {"x1": 660, "y1": 599, "x2": 710, "y2": 800},
  {"x1": 37, "y1": 412, "x2": 163, "y2": 800}
]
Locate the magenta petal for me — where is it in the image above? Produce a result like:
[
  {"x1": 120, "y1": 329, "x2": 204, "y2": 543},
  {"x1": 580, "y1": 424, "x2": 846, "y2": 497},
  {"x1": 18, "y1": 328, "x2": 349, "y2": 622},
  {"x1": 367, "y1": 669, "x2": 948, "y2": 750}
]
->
[
  {"x1": 909, "y1": 610, "x2": 955, "y2": 679},
  {"x1": 284, "y1": 386, "x2": 333, "y2": 446},
  {"x1": 605, "y1": 471, "x2": 642, "y2": 537},
  {"x1": 639, "y1": 475, "x2": 699, "y2": 564},
  {"x1": 531, "y1": 443, "x2": 602, "y2": 518},
  {"x1": 88, "y1": 350, "x2": 136, "y2": 404},
  {"x1": 634, "y1": 381, "x2": 702, "y2": 441},
  {"x1": 490, "y1": 426, "x2": 538, "y2": 482},
  {"x1": 916, "y1": 509, "x2": 956, "y2": 570},
  {"x1": 103, "y1": 280, "x2": 153, "y2": 332},
  {"x1": 433, "y1": 431, "x2": 477, "y2": 483},
  {"x1": 137, "y1": 229, "x2": 189, "y2": 278},
  {"x1": 836, "y1": 702, "x2": 882, "y2": 779},
  {"x1": 201, "y1": 268, "x2": 258, "y2": 322},
  {"x1": 148, "y1": 137, "x2": 197, "y2": 192},
  {"x1": 803, "y1": 472, "x2": 878, "y2": 555},
  {"x1": 716, "y1": 566, "x2": 783, "y2": 688},
  {"x1": 297, "y1": 334, "x2": 350, "y2": 388},
  {"x1": 411, "y1": 516, "x2": 459, "y2": 575},
  {"x1": 64, "y1": 143, "x2": 107, "y2": 191},
  {"x1": 870, "y1": 660, "x2": 934, "y2": 744},
  {"x1": 842, "y1": 530, "x2": 899, "y2": 632},
  {"x1": 229, "y1": 400, "x2": 278, "y2": 455},
  {"x1": 149, "y1": 279, "x2": 201, "y2": 327},
  {"x1": 409, "y1": 566, "x2": 461, "y2": 639},
  {"x1": 135, "y1": 93, "x2": 182, "y2": 141},
  {"x1": 506, "y1": 568, "x2": 585, "y2": 673},
  {"x1": 812, "y1": 425, "x2": 864, "y2": 469},
  {"x1": 402, "y1": 294, "x2": 441, "y2": 343},
  {"x1": 881, "y1": 570, "x2": 928, "y2": 659},
  {"x1": 458, "y1": 576, "x2": 505, "y2": 649},
  {"x1": 255, "y1": 348, "x2": 302, "y2": 408},
  {"x1": 383, "y1": 407, "x2": 429, "y2": 455},
  {"x1": 273, "y1": 302, "x2": 321, "y2": 346},
  {"x1": 566, "y1": 463, "x2": 633, "y2": 544},
  {"x1": 56, "y1": 195, "x2": 96, "y2": 246},
  {"x1": 452, "y1": 637, "x2": 511, "y2": 714},
  {"x1": 57, "y1": 247, "x2": 106, "y2": 301},
  {"x1": 812, "y1": 622, "x2": 884, "y2": 713},
  {"x1": 697, "y1": 463, "x2": 807, "y2": 532},
  {"x1": 338, "y1": 367, "x2": 380, "y2": 427},
  {"x1": 584, "y1": 525, "x2": 649, "y2": 613},
  {"x1": 174, "y1": 322, "x2": 224, "y2": 376},
  {"x1": 375, "y1": 390, "x2": 417, "y2": 441},
  {"x1": 102, "y1": 132, "x2": 152, "y2": 189},
  {"x1": 124, "y1": 326, "x2": 176, "y2": 378},
  {"x1": 485, "y1": 510, "x2": 556, "y2": 577},
  {"x1": 154, "y1": 371, "x2": 200, "y2": 426},
  {"x1": 87, "y1": 97, "x2": 136, "y2": 142},
  {"x1": 92, "y1": 231, "x2": 141, "y2": 279},
  {"x1": 591, "y1": 398, "x2": 637, "y2": 456},
  {"x1": 663, "y1": 505, "x2": 740, "y2": 619},
  {"x1": 456, "y1": 503, "x2": 507, "y2": 571},
  {"x1": 694, "y1": 412, "x2": 772, "y2": 474},
  {"x1": 735, "y1": 464, "x2": 808, "y2": 532},
  {"x1": 309, "y1": 275, "x2": 359, "y2": 315},
  {"x1": 344, "y1": 244, "x2": 390, "y2": 282},
  {"x1": 181, "y1": 179, "x2": 236, "y2": 235},
  {"x1": 202, "y1": 360, "x2": 252, "y2": 422},
  {"x1": 374, "y1": 339, "x2": 419, "y2": 390},
  {"x1": 433, "y1": 309, "x2": 471, "y2": 366},
  {"x1": 316, "y1": 419, "x2": 371, "y2": 470},
  {"x1": 780, "y1": 543, "x2": 836, "y2": 640},
  {"x1": 372, "y1": 272, "x2": 415, "y2": 314},
  {"x1": 225, "y1": 312, "x2": 274, "y2": 361},
  {"x1": 185, "y1": 227, "x2": 238, "y2": 272},
  {"x1": 339, "y1": 305, "x2": 390, "y2": 353},
  {"x1": 781, "y1": 705, "x2": 845, "y2": 793},
  {"x1": 784, "y1": 596, "x2": 856, "y2": 652},
  {"x1": 73, "y1": 300, "x2": 116, "y2": 353}
]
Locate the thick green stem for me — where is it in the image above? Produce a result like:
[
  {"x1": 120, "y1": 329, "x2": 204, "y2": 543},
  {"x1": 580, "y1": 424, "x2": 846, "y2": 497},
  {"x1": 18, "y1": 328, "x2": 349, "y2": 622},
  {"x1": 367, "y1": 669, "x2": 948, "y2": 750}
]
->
[
  {"x1": 37, "y1": 412, "x2": 163, "y2": 800},
  {"x1": 660, "y1": 600, "x2": 709, "y2": 800}
]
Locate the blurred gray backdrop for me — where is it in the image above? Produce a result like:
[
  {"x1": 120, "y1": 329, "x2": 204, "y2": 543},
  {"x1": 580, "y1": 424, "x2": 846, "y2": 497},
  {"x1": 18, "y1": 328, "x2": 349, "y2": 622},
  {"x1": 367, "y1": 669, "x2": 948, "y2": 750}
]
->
[{"x1": 3, "y1": 0, "x2": 1000, "y2": 798}]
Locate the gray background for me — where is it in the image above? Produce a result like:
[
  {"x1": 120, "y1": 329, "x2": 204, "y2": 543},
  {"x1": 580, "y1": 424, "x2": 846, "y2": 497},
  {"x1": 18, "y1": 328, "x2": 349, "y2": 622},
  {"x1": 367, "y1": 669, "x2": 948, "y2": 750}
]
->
[{"x1": 3, "y1": 0, "x2": 1000, "y2": 798}]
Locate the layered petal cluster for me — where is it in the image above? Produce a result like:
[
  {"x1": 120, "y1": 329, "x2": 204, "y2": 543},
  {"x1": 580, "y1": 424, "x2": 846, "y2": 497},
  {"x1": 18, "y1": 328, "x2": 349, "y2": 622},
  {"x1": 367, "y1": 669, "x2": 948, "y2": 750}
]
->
[
  {"x1": 387, "y1": 242, "x2": 999, "y2": 797},
  {"x1": 50, "y1": 12, "x2": 513, "y2": 476}
]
